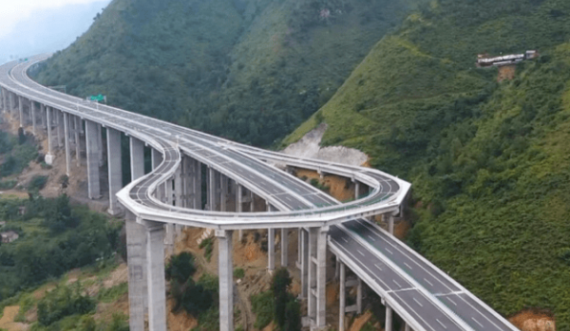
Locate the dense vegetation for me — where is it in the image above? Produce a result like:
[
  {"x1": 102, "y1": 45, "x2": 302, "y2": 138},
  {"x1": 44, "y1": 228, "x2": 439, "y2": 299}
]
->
[
  {"x1": 165, "y1": 252, "x2": 220, "y2": 330},
  {"x1": 33, "y1": 0, "x2": 425, "y2": 147},
  {"x1": 251, "y1": 268, "x2": 301, "y2": 331},
  {"x1": 287, "y1": 0, "x2": 570, "y2": 326},
  {"x1": 0, "y1": 129, "x2": 38, "y2": 179},
  {"x1": 0, "y1": 195, "x2": 122, "y2": 302}
]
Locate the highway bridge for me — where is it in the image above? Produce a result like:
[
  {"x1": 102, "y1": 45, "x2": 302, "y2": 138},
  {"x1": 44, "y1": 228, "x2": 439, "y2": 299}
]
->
[{"x1": 0, "y1": 55, "x2": 519, "y2": 331}]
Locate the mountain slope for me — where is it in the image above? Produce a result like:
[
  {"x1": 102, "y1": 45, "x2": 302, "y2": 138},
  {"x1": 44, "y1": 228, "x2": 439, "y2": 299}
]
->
[
  {"x1": 286, "y1": 0, "x2": 570, "y2": 326},
  {"x1": 33, "y1": 0, "x2": 423, "y2": 146}
]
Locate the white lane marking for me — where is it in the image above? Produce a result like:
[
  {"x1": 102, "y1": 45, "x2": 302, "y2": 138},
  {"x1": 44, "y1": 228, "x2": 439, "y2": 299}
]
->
[
  {"x1": 374, "y1": 264, "x2": 383, "y2": 271},
  {"x1": 436, "y1": 319, "x2": 448, "y2": 329},
  {"x1": 424, "y1": 278, "x2": 434, "y2": 287},
  {"x1": 357, "y1": 250, "x2": 365, "y2": 257},
  {"x1": 385, "y1": 248, "x2": 393, "y2": 255},
  {"x1": 392, "y1": 279, "x2": 401, "y2": 288},
  {"x1": 357, "y1": 220, "x2": 458, "y2": 293},
  {"x1": 446, "y1": 297, "x2": 457, "y2": 306},
  {"x1": 342, "y1": 237, "x2": 349, "y2": 243},
  {"x1": 367, "y1": 235, "x2": 376, "y2": 241},
  {"x1": 413, "y1": 297, "x2": 423, "y2": 307},
  {"x1": 404, "y1": 262, "x2": 413, "y2": 269},
  {"x1": 471, "y1": 317, "x2": 484, "y2": 328}
]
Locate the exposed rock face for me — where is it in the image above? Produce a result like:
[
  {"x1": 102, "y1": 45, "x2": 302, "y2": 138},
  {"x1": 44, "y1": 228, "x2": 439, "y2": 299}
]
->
[
  {"x1": 510, "y1": 310, "x2": 556, "y2": 331},
  {"x1": 282, "y1": 123, "x2": 368, "y2": 166}
]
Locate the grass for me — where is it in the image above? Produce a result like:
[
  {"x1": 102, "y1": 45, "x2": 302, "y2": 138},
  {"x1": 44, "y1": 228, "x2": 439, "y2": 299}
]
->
[
  {"x1": 96, "y1": 283, "x2": 128, "y2": 304},
  {"x1": 251, "y1": 291, "x2": 273, "y2": 330}
]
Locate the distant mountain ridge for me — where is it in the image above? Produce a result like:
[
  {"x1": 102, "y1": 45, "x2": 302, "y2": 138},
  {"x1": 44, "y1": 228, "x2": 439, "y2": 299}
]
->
[{"x1": 0, "y1": 1, "x2": 110, "y2": 64}]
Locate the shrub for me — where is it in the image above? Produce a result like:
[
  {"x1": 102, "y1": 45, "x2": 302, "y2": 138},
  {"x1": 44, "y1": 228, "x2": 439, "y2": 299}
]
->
[
  {"x1": 28, "y1": 175, "x2": 48, "y2": 191},
  {"x1": 37, "y1": 283, "x2": 95, "y2": 326},
  {"x1": 166, "y1": 252, "x2": 196, "y2": 282},
  {"x1": 251, "y1": 291, "x2": 273, "y2": 329},
  {"x1": 233, "y1": 268, "x2": 245, "y2": 279}
]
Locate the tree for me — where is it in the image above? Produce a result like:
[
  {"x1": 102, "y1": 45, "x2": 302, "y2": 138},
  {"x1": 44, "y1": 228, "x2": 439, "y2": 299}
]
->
[
  {"x1": 283, "y1": 299, "x2": 302, "y2": 331},
  {"x1": 271, "y1": 268, "x2": 292, "y2": 328}
]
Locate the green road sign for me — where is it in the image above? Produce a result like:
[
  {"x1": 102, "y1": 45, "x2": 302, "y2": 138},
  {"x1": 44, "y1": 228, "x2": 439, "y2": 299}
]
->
[{"x1": 89, "y1": 94, "x2": 105, "y2": 102}]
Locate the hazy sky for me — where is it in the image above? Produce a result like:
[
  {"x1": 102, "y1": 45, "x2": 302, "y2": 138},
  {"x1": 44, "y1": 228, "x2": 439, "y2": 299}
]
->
[
  {"x1": 0, "y1": 0, "x2": 111, "y2": 63},
  {"x1": 0, "y1": 0, "x2": 109, "y2": 38}
]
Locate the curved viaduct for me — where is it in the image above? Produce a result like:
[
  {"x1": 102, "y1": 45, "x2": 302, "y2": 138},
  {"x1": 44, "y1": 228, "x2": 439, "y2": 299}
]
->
[{"x1": 0, "y1": 55, "x2": 518, "y2": 331}]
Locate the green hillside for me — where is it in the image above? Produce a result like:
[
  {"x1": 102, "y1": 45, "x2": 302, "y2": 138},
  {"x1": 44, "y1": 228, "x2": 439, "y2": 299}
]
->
[
  {"x1": 287, "y1": 0, "x2": 570, "y2": 326},
  {"x1": 33, "y1": 0, "x2": 422, "y2": 146}
]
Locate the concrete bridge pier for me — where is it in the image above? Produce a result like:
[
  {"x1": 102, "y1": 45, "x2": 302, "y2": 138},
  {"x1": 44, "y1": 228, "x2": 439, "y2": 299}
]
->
[
  {"x1": 145, "y1": 220, "x2": 168, "y2": 331},
  {"x1": 130, "y1": 137, "x2": 145, "y2": 180},
  {"x1": 85, "y1": 120, "x2": 101, "y2": 199},
  {"x1": 281, "y1": 228, "x2": 288, "y2": 267},
  {"x1": 126, "y1": 215, "x2": 147, "y2": 331},
  {"x1": 385, "y1": 304, "x2": 393, "y2": 331},
  {"x1": 40, "y1": 104, "x2": 46, "y2": 130},
  {"x1": 31, "y1": 101, "x2": 36, "y2": 135},
  {"x1": 107, "y1": 128, "x2": 123, "y2": 215},
  {"x1": 307, "y1": 226, "x2": 328, "y2": 330},
  {"x1": 236, "y1": 184, "x2": 243, "y2": 240},
  {"x1": 45, "y1": 107, "x2": 54, "y2": 165},
  {"x1": 299, "y1": 228, "x2": 309, "y2": 300},
  {"x1": 63, "y1": 112, "x2": 71, "y2": 175},
  {"x1": 97, "y1": 124, "x2": 104, "y2": 167},
  {"x1": 18, "y1": 96, "x2": 23, "y2": 127},
  {"x1": 216, "y1": 229, "x2": 234, "y2": 331},
  {"x1": 57, "y1": 110, "x2": 64, "y2": 149},
  {"x1": 267, "y1": 203, "x2": 276, "y2": 273},
  {"x1": 74, "y1": 116, "x2": 82, "y2": 166}
]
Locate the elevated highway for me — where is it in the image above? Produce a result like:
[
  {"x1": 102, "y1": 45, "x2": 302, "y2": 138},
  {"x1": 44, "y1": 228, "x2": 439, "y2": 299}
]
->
[{"x1": 0, "y1": 55, "x2": 518, "y2": 331}]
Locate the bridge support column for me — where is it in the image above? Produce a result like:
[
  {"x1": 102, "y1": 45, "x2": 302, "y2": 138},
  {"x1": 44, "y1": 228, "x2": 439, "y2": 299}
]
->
[
  {"x1": 308, "y1": 226, "x2": 327, "y2": 329},
  {"x1": 97, "y1": 124, "x2": 104, "y2": 167},
  {"x1": 300, "y1": 228, "x2": 308, "y2": 299},
  {"x1": 151, "y1": 149, "x2": 164, "y2": 202},
  {"x1": 145, "y1": 221, "x2": 167, "y2": 331},
  {"x1": 385, "y1": 305, "x2": 393, "y2": 331},
  {"x1": 75, "y1": 116, "x2": 82, "y2": 166},
  {"x1": 130, "y1": 137, "x2": 145, "y2": 180},
  {"x1": 85, "y1": 120, "x2": 101, "y2": 199},
  {"x1": 31, "y1": 101, "x2": 36, "y2": 135},
  {"x1": 357, "y1": 278, "x2": 362, "y2": 314},
  {"x1": 193, "y1": 159, "x2": 202, "y2": 209},
  {"x1": 216, "y1": 229, "x2": 234, "y2": 331},
  {"x1": 45, "y1": 107, "x2": 54, "y2": 165},
  {"x1": 404, "y1": 323, "x2": 411, "y2": 331},
  {"x1": 107, "y1": 128, "x2": 123, "y2": 215},
  {"x1": 18, "y1": 96, "x2": 23, "y2": 128},
  {"x1": 339, "y1": 261, "x2": 346, "y2": 331},
  {"x1": 267, "y1": 204, "x2": 275, "y2": 273},
  {"x1": 268, "y1": 228, "x2": 275, "y2": 272},
  {"x1": 41, "y1": 104, "x2": 46, "y2": 131},
  {"x1": 208, "y1": 168, "x2": 216, "y2": 211},
  {"x1": 281, "y1": 228, "x2": 288, "y2": 267},
  {"x1": 387, "y1": 214, "x2": 395, "y2": 235},
  {"x1": 57, "y1": 110, "x2": 64, "y2": 149},
  {"x1": 126, "y1": 216, "x2": 147, "y2": 331},
  {"x1": 63, "y1": 112, "x2": 71, "y2": 175},
  {"x1": 354, "y1": 181, "x2": 360, "y2": 199},
  {"x1": 237, "y1": 184, "x2": 243, "y2": 240},
  {"x1": 220, "y1": 175, "x2": 228, "y2": 211}
]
